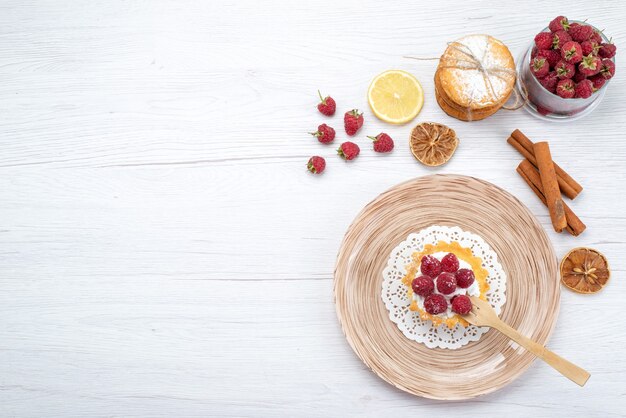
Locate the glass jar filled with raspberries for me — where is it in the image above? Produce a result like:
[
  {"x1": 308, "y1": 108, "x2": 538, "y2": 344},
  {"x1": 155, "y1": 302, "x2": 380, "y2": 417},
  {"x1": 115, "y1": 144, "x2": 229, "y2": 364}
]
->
[{"x1": 517, "y1": 16, "x2": 616, "y2": 120}]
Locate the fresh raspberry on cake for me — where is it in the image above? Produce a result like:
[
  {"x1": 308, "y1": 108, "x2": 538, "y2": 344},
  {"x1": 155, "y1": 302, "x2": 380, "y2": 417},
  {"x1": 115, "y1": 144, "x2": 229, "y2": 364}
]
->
[
  {"x1": 420, "y1": 255, "x2": 442, "y2": 278},
  {"x1": 600, "y1": 58, "x2": 616, "y2": 80},
  {"x1": 539, "y1": 71, "x2": 558, "y2": 93},
  {"x1": 599, "y1": 42, "x2": 617, "y2": 59},
  {"x1": 441, "y1": 253, "x2": 459, "y2": 273},
  {"x1": 451, "y1": 295, "x2": 473, "y2": 315},
  {"x1": 455, "y1": 268, "x2": 475, "y2": 288},
  {"x1": 411, "y1": 275, "x2": 434, "y2": 297},
  {"x1": 424, "y1": 294, "x2": 448, "y2": 315},
  {"x1": 556, "y1": 79, "x2": 575, "y2": 98},
  {"x1": 575, "y1": 79, "x2": 594, "y2": 98},
  {"x1": 534, "y1": 32, "x2": 554, "y2": 50},
  {"x1": 578, "y1": 54, "x2": 602, "y2": 76},
  {"x1": 537, "y1": 49, "x2": 561, "y2": 68},
  {"x1": 310, "y1": 123, "x2": 335, "y2": 144},
  {"x1": 436, "y1": 272, "x2": 457, "y2": 295},
  {"x1": 561, "y1": 41, "x2": 583, "y2": 63},
  {"x1": 530, "y1": 57, "x2": 549, "y2": 78},
  {"x1": 549, "y1": 16, "x2": 570, "y2": 32},
  {"x1": 555, "y1": 60, "x2": 575, "y2": 79},
  {"x1": 306, "y1": 156, "x2": 326, "y2": 174},
  {"x1": 569, "y1": 24, "x2": 594, "y2": 42},
  {"x1": 552, "y1": 30, "x2": 571, "y2": 50},
  {"x1": 337, "y1": 141, "x2": 360, "y2": 160}
]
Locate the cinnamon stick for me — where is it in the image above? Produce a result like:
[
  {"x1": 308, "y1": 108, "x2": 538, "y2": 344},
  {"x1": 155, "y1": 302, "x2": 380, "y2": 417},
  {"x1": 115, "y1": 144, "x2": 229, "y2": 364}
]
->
[
  {"x1": 532, "y1": 142, "x2": 568, "y2": 232},
  {"x1": 517, "y1": 160, "x2": 586, "y2": 236},
  {"x1": 509, "y1": 129, "x2": 582, "y2": 199}
]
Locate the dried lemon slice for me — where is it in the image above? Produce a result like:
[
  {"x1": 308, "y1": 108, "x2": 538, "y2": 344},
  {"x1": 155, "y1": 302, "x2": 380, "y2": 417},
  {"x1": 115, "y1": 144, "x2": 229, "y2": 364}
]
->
[
  {"x1": 409, "y1": 122, "x2": 458, "y2": 166},
  {"x1": 367, "y1": 70, "x2": 424, "y2": 124},
  {"x1": 560, "y1": 247, "x2": 610, "y2": 294}
]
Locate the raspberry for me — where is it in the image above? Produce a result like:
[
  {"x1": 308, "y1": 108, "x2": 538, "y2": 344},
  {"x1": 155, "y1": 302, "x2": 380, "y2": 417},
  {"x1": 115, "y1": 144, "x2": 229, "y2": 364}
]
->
[
  {"x1": 534, "y1": 32, "x2": 554, "y2": 50},
  {"x1": 537, "y1": 49, "x2": 561, "y2": 68},
  {"x1": 530, "y1": 57, "x2": 549, "y2": 78},
  {"x1": 549, "y1": 16, "x2": 569, "y2": 32},
  {"x1": 436, "y1": 272, "x2": 457, "y2": 295},
  {"x1": 581, "y1": 40, "x2": 600, "y2": 56},
  {"x1": 337, "y1": 141, "x2": 360, "y2": 161},
  {"x1": 575, "y1": 79, "x2": 594, "y2": 99},
  {"x1": 539, "y1": 71, "x2": 558, "y2": 93},
  {"x1": 552, "y1": 30, "x2": 571, "y2": 50},
  {"x1": 556, "y1": 79, "x2": 575, "y2": 98},
  {"x1": 555, "y1": 60, "x2": 575, "y2": 79},
  {"x1": 316, "y1": 91, "x2": 336, "y2": 116},
  {"x1": 420, "y1": 255, "x2": 442, "y2": 278},
  {"x1": 536, "y1": 105, "x2": 552, "y2": 116},
  {"x1": 570, "y1": 24, "x2": 594, "y2": 42},
  {"x1": 441, "y1": 253, "x2": 459, "y2": 273},
  {"x1": 572, "y1": 71, "x2": 587, "y2": 82},
  {"x1": 600, "y1": 58, "x2": 615, "y2": 80},
  {"x1": 589, "y1": 74, "x2": 606, "y2": 91},
  {"x1": 411, "y1": 275, "x2": 434, "y2": 297},
  {"x1": 344, "y1": 109, "x2": 364, "y2": 136},
  {"x1": 306, "y1": 156, "x2": 326, "y2": 174},
  {"x1": 424, "y1": 294, "x2": 447, "y2": 315},
  {"x1": 578, "y1": 54, "x2": 602, "y2": 76},
  {"x1": 590, "y1": 30, "x2": 603, "y2": 44},
  {"x1": 561, "y1": 41, "x2": 583, "y2": 63},
  {"x1": 451, "y1": 295, "x2": 473, "y2": 315},
  {"x1": 599, "y1": 43, "x2": 617, "y2": 59},
  {"x1": 310, "y1": 123, "x2": 335, "y2": 144},
  {"x1": 367, "y1": 133, "x2": 394, "y2": 153},
  {"x1": 455, "y1": 268, "x2": 475, "y2": 288}
]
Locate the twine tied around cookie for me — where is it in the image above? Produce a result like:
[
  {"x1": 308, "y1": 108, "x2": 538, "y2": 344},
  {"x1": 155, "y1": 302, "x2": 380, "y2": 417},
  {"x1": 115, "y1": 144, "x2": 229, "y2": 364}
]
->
[{"x1": 405, "y1": 40, "x2": 527, "y2": 117}]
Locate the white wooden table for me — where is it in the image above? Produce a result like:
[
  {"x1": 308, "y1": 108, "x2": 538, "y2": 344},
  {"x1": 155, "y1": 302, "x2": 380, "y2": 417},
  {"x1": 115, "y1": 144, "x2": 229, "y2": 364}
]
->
[{"x1": 1, "y1": 1, "x2": 625, "y2": 416}]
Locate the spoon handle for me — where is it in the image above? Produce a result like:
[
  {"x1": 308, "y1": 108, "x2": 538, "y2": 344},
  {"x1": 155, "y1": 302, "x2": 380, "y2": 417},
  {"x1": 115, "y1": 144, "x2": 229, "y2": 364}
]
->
[{"x1": 491, "y1": 318, "x2": 590, "y2": 386}]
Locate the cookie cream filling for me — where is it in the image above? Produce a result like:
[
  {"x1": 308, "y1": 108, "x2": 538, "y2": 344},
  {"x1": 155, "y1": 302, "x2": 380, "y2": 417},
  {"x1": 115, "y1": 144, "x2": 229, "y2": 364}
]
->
[{"x1": 412, "y1": 251, "x2": 480, "y2": 318}]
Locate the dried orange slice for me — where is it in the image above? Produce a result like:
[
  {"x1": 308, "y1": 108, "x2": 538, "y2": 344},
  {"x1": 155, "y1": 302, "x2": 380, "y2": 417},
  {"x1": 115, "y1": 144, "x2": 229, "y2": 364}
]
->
[
  {"x1": 410, "y1": 122, "x2": 458, "y2": 166},
  {"x1": 560, "y1": 247, "x2": 610, "y2": 294}
]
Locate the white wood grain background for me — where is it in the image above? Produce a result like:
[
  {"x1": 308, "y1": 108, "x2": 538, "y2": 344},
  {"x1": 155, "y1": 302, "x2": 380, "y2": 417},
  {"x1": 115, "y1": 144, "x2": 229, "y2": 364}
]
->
[{"x1": 1, "y1": 1, "x2": 625, "y2": 416}]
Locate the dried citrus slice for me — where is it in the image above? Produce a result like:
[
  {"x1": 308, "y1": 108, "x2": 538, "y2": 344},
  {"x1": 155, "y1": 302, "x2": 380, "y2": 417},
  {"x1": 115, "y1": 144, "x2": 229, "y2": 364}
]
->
[
  {"x1": 560, "y1": 247, "x2": 610, "y2": 294},
  {"x1": 409, "y1": 122, "x2": 458, "y2": 166},
  {"x1": 367, "y1": 70, "x2": 424, "y2": 124}
]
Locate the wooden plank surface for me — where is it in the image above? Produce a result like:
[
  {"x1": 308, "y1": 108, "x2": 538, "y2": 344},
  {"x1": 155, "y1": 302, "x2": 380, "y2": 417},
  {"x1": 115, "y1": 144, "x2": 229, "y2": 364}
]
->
[{"x1": 0, "y1": 0, "x2": 625, "y2": 416}]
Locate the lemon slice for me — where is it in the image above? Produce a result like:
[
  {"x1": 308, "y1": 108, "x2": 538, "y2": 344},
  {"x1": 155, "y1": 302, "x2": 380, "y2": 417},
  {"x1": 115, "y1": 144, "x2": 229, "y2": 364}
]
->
[{"x1": 367, "y1": 70, "x2": 424, "y2": 124}]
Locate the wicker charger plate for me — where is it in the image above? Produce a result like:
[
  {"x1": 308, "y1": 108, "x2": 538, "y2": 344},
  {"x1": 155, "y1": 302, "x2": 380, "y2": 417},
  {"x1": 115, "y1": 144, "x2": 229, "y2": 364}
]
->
[{"x1": 334, "y1": 175, "x2": 559, "y2": 400}]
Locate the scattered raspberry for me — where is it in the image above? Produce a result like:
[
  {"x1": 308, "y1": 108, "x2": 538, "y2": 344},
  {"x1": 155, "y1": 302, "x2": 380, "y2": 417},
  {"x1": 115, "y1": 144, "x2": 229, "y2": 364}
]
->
[
  {"x1": 337, "y1": 141, "x2": 360, "y2": 160},
  {"x1": 600, "y1": 58, "x2": 615, "y2": 80},
  {"x1": 440, "y1": 253, "x2": 459, "y2": 273},
  {"x1": 451, "y1": 295, "x2": 472, "y2": 315},
  {"x1": 530, "y1": 57, "x2": 549, "y2": 78},
  {"x1": 344, "y1": 109, "x2": 364, "y2": 136},
  {"x1": 424, "y1": 294, "x2": 447, "y2": 315},
  {"x1": 411, "y1": 275, "x2": 434, "y2": 297},
  {"x1": 572, "y1": 71, "x2": 587, "y2": 82},
  {"x1": 539, "y1": 71, "x2": 558, "y2": 93},
  {"x1": 578, "y1": 54, "x2": 602, "y2": 76},
  {"x1": 561, "y1": 41, "x2": 583, "y2": 63},
  {"x1": 549, "y1": 16, "x2": 569, "y2": 32},
  {"x1": 309, "y1": 123, "x2": 335, "y2": 144},
  {"x1": 599, "y1": 42, "x2": 617, "y2": 59},
  {"x1": 556, "y1": 79, "x2": 575, "y2": 98},
  {"x1": 581, "y1": 40, "x2": 600, "y2": 56},
  {"x1": 569, "y1": 24, "x2": 594, "y2": 42},
  {"x1": 436, "y1": 272, "x2": 457, "y2": 295},
  {"x1": 537, "y1": 49, "x2": 561, "y2": 68},
  {"x1": 534, "y1": 32, "x2": 554, "y2": 50},
  {"x1": 420, "y1": 255, "x2": 442, "y2": 278},
  {"x1": 306, "y1": 156, "x2": 325, "y2": 174},
  {"x1": 455, "y1": 268, "x2": 475, "y2": 288},
  {"x1": 589, "y1": 74, "x2": 606, "y2": 91},
  {"x1": 575, "y1": 79, "x2": 594, "y2": 98},
  {"x1": 316, "y1": 90, "x2": 336, "y2": 116},
  {"x1": 552, "y1": 30, "x2": 571, "y2": 50},
  {"x1": 367, "y1": 133, "x2": 394, "y2": 153},
  {"x1": 555, "y1": 60, "x2": 575, "y2": 79}
]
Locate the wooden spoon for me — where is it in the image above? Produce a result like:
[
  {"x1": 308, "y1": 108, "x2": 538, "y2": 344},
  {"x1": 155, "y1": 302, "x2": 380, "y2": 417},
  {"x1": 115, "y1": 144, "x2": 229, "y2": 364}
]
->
[{"x1": 463, "y1": 296, "x2": 590, "y2": 387}]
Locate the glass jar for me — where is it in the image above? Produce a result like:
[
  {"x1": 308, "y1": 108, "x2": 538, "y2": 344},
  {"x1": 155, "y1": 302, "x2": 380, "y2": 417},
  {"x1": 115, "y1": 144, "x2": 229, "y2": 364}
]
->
[{"x1": 516, "y1": 22, "x2": 613, "y2": 121}]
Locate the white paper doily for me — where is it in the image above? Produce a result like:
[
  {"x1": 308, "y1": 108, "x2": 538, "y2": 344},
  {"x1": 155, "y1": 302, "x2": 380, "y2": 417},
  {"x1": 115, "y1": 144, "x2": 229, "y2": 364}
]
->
[{"x1": 381, "y1": 225, "x2": 507, "y2": 349}]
